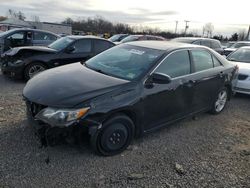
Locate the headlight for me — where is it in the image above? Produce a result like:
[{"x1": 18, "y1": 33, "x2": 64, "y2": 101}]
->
[{"x1": 35, "y1": 107, "x2": 90, "y2": 127}]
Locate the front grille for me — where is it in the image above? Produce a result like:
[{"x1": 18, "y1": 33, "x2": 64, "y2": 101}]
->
[
  {"x1": 26, "y1": 100, "x2": 47, "y2": 117},
  {"x1": 238, "y1": 74, "x2": 248, "y2": 80}
]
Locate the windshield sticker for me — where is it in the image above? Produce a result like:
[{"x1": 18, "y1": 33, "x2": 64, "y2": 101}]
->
[{"x1": 129, "y1": 49, "x2": 145, "y2": 55}]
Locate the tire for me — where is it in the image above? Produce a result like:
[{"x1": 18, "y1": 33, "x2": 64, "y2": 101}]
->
[
  {"x1": 210, "y1": 87, "x2": 228, "y2": 114},
  {"x1": 90, "y1": 114, "x2": 135, "y2": 156},
  {"x1": 24, "y1": 62, "x2": 47, "y2": 80}
]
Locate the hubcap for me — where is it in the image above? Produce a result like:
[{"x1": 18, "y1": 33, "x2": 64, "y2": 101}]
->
[
  {"x1": 215, "y1": 90, "x2": 227, "y2": 112},
  {"x1": 28, "y1": 65, "x2": 45, "y2": 78}
]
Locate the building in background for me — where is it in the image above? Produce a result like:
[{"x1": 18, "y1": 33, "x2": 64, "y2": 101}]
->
[
  {"x1": 0, "y1": 18, "x2": 32, "y2": 31},
  {"x1": 29, "y1": 21, "x2": 72, "y2": 35},
  {"x1": 0, "y1": 18, "x2": 72, "y2": 35}
]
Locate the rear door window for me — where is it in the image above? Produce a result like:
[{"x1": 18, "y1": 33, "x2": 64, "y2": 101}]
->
[
  {"x1": 211, "y1": 41, "x2": 221, "y2": 49},
  {"x1": 191, "y1": 50, "x2": 213, "y2": 72},
  {"x1": 34, "y1": 32, "x2": 57, "y2": 41},
  {"x1": 155, "y1": 50, "x2": 191, "y2": 78},
  {"x1": 201, "y1": 40, "x2": 211, "y2": 48},
  {"x1": 72, "y1": 39, "x2": 92, "y2": 53},
  {"x1": 193, "y1": 40, "x2": 201, "y2": 45},
  {"x1": 94, "y1": 40, "x2": 114, "y2": 54}
]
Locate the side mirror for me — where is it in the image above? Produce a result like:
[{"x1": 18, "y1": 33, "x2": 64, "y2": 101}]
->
[
  {"x1": 151, "y1": 72, "x2": 172, "y2": 84},
  {"x1": 66, "y1": 46, "x2": 75, "y2": 53}
]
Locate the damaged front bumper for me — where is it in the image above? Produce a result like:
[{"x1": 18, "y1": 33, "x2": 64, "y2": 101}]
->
[{"x1": 25, "y1": 101, "x2": 102, "y2": 147}]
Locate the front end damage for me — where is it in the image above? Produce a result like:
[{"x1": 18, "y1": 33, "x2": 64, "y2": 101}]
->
[{"x1": 25, "y1": 100, "x2": 101, "y2": 147}]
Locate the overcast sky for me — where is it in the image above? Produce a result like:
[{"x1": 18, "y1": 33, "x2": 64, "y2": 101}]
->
[{"x1": 0, "y1": 0, "x2": 249, "y2": 36}]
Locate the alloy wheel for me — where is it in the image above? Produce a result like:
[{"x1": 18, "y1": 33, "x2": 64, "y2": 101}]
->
[
  {"x1": 215, "y1": 90, "x2": 227, "y2": 112},
  {"x1": 28, "y1": 64, "x2": 45, "y2": 78}
]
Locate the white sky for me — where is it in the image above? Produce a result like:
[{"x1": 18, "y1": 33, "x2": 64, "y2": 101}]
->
[{"x1": 0, "y1": 0, "x2": 249, "y2": 36}]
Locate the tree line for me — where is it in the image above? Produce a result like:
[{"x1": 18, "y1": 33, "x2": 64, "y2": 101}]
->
[{"x1": 0, "y1": 9, "x2": 247, "y2": 41}]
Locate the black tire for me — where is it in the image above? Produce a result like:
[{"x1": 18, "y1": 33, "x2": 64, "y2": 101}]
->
[
  {"x1": 24, "y1": 62, "x2": 47, "y2": 80},
  {"x1": 210, "y1": 87, "x2": 228, "y2": 114},
  {"x1": 90, "y1": 114, "x2": 135, "y2": 156}
]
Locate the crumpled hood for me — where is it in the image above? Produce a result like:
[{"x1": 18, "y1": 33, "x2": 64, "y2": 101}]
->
[
  {"x1": 1, "y1": 46, "x2": 57, "y2": 57},
  {"x1": 23, "y1": 63, "x2": 129, "y2": 107}
]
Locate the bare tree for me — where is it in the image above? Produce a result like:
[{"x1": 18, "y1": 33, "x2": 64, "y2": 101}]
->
[
  {"x1": 203, "y1": 23, "x2": 214, "y2": 37},
  {"x1": 6, "y1": 9, "x2": 26, "y2": 20},
  {"x1": 0, "y1": 16, "x2": 7, "y2": 21}
]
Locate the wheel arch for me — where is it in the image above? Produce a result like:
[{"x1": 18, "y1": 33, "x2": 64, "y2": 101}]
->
[{"x1": 103, "y1": 109, "x2": 141, "y2": 138}]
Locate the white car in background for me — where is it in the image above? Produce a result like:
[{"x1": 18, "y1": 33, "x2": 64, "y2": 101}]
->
[{"x1": 227, "y1": 47, "x2": 250, "y2": 95}]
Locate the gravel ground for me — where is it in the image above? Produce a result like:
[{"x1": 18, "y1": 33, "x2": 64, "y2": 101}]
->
[{"x1": 0, "y1": 72, "x2": 249, "y2": 188}]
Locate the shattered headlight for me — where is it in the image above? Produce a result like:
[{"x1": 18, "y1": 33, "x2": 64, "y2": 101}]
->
[{"x1": 35, "y1": 107, "x2": 90, "y2": 127}]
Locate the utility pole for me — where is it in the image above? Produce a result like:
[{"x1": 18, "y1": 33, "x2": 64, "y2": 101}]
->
[
  {"x1": 246, "y1": 25, "x2": 250, "y2": 41},
  {"x1": 175, "y1": 21, "x2": 178, "y2": 34},
  {"x1": 184, "y1": 20, "x2": 190, "y2": 36}
]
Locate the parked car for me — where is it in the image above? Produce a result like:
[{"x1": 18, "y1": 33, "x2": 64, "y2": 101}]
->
[
  {"x1": 171, "y1": 37, "x2": 224, "y2": 54},
  {"x1": 23, "y1": 41, "x2": 237, "y2": 156},
  {"x1": 1, "y1": 36, "x2": 115, "y2": 80},
  {"x1": 0, "y1": 28, "x2": 59, "y2": 56},
  {"x1": 117, "y1": 35, "x2": 165, "y2": 44},
  {"x1": 223, "y1": 41, "x2": 250, "y2": 56},
  {"x1": 109, "y1": 34, "x2": 129, "y2": 43},
  {"x1": 227, "y1": 47, "x2": 250, "y2": 95}
]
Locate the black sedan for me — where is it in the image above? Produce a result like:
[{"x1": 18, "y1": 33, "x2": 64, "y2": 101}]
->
[
  {"x1": 1, "y1": 36, "x2": 115, "y2": 80},
  {"x1": 23, "y1": 41, "x2": 237, "y2": 156}
]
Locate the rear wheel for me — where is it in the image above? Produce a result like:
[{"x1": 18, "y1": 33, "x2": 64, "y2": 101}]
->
[
  {"x1": 90, "y1": 114, "x2": 134, "y2": 156},
  {"x1": 24, "y1": 62, "x2": 46, "y2": 80},
  {"x1": 210, "y1": 87, "x2": 228, "y2": 114}
]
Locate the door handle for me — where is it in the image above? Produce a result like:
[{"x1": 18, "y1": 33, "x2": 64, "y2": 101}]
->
[
  {"x1": 183, "y1": 80, "x2": 196, "y2": 88},
  {"x1": 219, "y1": 71, "x2": 224, "y2": 78}
]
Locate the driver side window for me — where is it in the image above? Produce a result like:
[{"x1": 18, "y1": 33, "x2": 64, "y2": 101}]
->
[
  {"x1": 5, "y1": 31, "x2": 26, "y2": 50},
  {"x1": 155, "y1": 50, "x2": 191, "y2": 78}
]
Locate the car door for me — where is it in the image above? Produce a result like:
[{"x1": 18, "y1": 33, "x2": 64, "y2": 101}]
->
[
  {"x1": 142, "y1": 50, "x2": 195, "y2": 131},
  {"x1": 58, "y1": 39, "x2": 94, "y2": 65},
  {"x1": 189, "y1": 49, "x2": 226, "y2": 112}
]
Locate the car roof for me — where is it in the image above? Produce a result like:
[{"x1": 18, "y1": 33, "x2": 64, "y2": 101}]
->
[
  {"x1": 6, "y1": 28, "x2": 59, "y2": 36},
  {"x1": 126, "y1": 41, "x2": 204, "y2": 51},
  {"x1": 67, "y1": 35, "x2": 114, "y2": 43},
  {"x1": 235, "y1": 41, "x2": 250, "y2": 43},
  {"x1": 173, "y1": 37, "x2": 219, "y2": 42}
]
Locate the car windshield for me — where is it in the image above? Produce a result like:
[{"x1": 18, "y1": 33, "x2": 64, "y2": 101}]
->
[
  {"x1": 121, "y1": 35, "x2": 140, "y2": 43},
  {"x1": 231, "y1": 42, "x2": 250, "y2": 49},
  {"x1": 227, "y1": 48, "x2": 250, "y2": 63},
  {"x1": 109, "y1": 35, "x2": 121, "y2": 42},
  {"x1": 85, "y1": 44, "x2": 164, "y2": 80},
  {"x1": 48, "y1": 37, "x2": 74, "y2": 51},
  {"x1": 0, "y1": 30, "x2": 15, "y2": 37}
]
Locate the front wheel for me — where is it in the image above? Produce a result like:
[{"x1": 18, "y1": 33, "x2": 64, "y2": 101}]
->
[
  {"x1": 24, "y1": 62, "x2": 46, "y2": 80},
  {"x1": 210, "y1": 87, "x2": 228, "y2": 114},
  {"x1": 90, "y1": 114, "x2": 135, "y2": 156}
]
